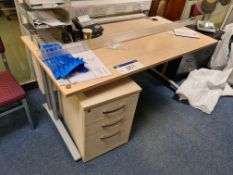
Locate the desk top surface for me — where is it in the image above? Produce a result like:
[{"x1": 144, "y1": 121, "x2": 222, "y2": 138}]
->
[{"x1": 21, "y1": 16, "x2": 217, "y2": 96}]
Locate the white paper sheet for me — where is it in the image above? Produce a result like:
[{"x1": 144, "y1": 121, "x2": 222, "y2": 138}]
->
[
  {"x1": 173, "y1": 28, "x2": 199, "y2": 38},
  {"x1": 77, "y1": 15, "x2": 91, "y2": 23},
  {"x1": 27, "y1": 11, "x2": 67, "y2": 28},
  {"x1": 57, "y1": 50, "x2": 111, "y2": 85}
]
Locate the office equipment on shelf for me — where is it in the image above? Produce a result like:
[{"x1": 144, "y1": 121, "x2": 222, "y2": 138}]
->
[
  {"x1": 61, "y1": 78, "x2": 141, "y2": 162},
  {"x1": 197, "y1": 20, "x2": 216, "y2": 33},
  {"x1": 27, "y1": 10, "x2": 69, "y2": 29},
  {"x1": 72, "y1": 15, "x2": 104, "y2": 39},
  {"x1": 60, "y1": 15, "x2": 104, "y2": 43},
  {"x1": 61, "y1": 28, "x2": 75, "y2": 43}
]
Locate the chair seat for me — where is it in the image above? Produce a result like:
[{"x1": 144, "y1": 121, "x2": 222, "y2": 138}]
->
[{"x1": 0, "y1": 71, "x2": 25, "y2": 106}]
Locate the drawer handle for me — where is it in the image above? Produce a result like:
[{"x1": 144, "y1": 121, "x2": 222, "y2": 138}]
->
[
  {"x1": 101, "y1": 118, "x2": 123, "y2": 128},
  {"x1": 100, "y1": 130, "x2": 120, "y2": 140},
  {"x1": 102, "y1": 105, "x2": 125, "y2": 115}
]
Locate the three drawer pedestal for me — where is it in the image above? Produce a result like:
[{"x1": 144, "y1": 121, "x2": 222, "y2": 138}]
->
[{"x1": 61, "y1": 78, "x2": 141, "y2": 162}]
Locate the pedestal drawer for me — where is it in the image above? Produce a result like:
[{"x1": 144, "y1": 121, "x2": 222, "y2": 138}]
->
[
  {"x1": 85, "y1": 105, "x2": 135, "y2": 137},
  {"x1": 61, "y1": 78, "x2": 142, "y2": 162},
  {"x1": 84, "y1": 93, "x2": 139, "y2": 126},
  {"x1": 83, "y1": 129, "x2": 130, "y2": 162}
]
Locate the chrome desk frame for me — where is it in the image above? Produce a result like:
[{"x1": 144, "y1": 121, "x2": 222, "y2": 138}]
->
[{"x1": 41, "y1": 69, "x2": 81, "y2": 161}]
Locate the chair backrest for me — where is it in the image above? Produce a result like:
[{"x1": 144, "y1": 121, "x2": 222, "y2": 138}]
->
[{"x1": 0, "y1": 36, "x2": 10, "y2": 71}]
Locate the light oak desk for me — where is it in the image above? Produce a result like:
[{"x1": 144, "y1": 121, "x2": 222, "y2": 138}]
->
[{"x1": 21, "y1": 16, "x2": 217, "y2": 161}]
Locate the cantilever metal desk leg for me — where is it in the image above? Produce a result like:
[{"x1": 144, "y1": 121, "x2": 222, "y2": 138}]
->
[
  {"x1": 41, "y1": 69, "x2": 52, "y2": 110},
  {"x1": 43, "y1": 74, "x2": 81, "y2": 161},
  {"x1": 46, "y1": 75, "x2": 59, "y2": 119},
  {"x1": 150, "y1": 68, "x2": 179, "y2": 91}
]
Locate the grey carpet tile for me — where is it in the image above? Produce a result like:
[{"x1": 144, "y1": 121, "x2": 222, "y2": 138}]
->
[{"x1": 0, "y1": 72, "x2": 233, "y2": 175}]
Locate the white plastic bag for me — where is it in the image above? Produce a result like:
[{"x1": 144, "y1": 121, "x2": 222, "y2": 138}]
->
[
  {"x1": 209, "y1": 24, "x2": 233, "y2": 70},
  {"x1": 176, "y1": 68, "x2": 233, "y2": 114}
]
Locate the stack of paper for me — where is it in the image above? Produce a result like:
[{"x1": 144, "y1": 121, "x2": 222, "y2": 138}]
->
[
  {"x1": 173, "y1": 28, "x2": 199, "y2": 38},
  {"x1": 27, "y1": 10, "x2": 67, "y2": 29}
]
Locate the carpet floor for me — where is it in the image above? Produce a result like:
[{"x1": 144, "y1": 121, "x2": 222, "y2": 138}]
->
[{"x1": 0, "y1": 72, "x2": 233, "y2": 175}]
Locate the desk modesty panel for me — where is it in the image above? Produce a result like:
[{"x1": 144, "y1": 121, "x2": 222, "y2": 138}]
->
[{"x1": 21, "y1": 16, "x2": 217, "y2": 96}]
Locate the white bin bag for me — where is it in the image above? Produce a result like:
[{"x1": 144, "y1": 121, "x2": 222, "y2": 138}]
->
[
  {"x1": 209, "y1": 23, "x2": 233, "y2": 84},
  {"x1": 177, "y1": 24, "x2": 233, "y2": 114},
  {"x1": 176, "y1": 68, "x2": 233, "y2": 114}
]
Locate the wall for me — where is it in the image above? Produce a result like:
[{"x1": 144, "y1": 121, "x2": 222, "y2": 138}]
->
[
  {"x1": 0, "y1": 3, "x2": 34, "y2": 84},
  {"x1": 181, "y1": 0, "x2": 232, "y2": 27}
]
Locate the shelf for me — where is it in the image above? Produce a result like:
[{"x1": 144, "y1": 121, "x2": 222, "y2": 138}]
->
[
  {"x1": 25, "y1": 0, "x2": 68, "y2": 10},
  {"x1": 27, "y1": 9, "x2": 71, "y2": 29},
  {"x1": 16, "y1": 0, "x2": 71, "y2": 30}
]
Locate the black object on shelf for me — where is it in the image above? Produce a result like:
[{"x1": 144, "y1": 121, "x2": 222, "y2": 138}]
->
[{"x1": 72, "y1": 17, "x2": 104, "y2": 39}]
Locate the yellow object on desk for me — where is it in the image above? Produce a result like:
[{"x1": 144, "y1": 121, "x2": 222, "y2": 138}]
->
[{"x1": 82, "y1": 28, "x2": 92, "y2": 40}]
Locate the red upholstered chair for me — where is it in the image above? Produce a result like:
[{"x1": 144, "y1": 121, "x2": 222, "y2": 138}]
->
[{"x1": 0, "y1": 36, "x2": 34, "y2": 129}]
